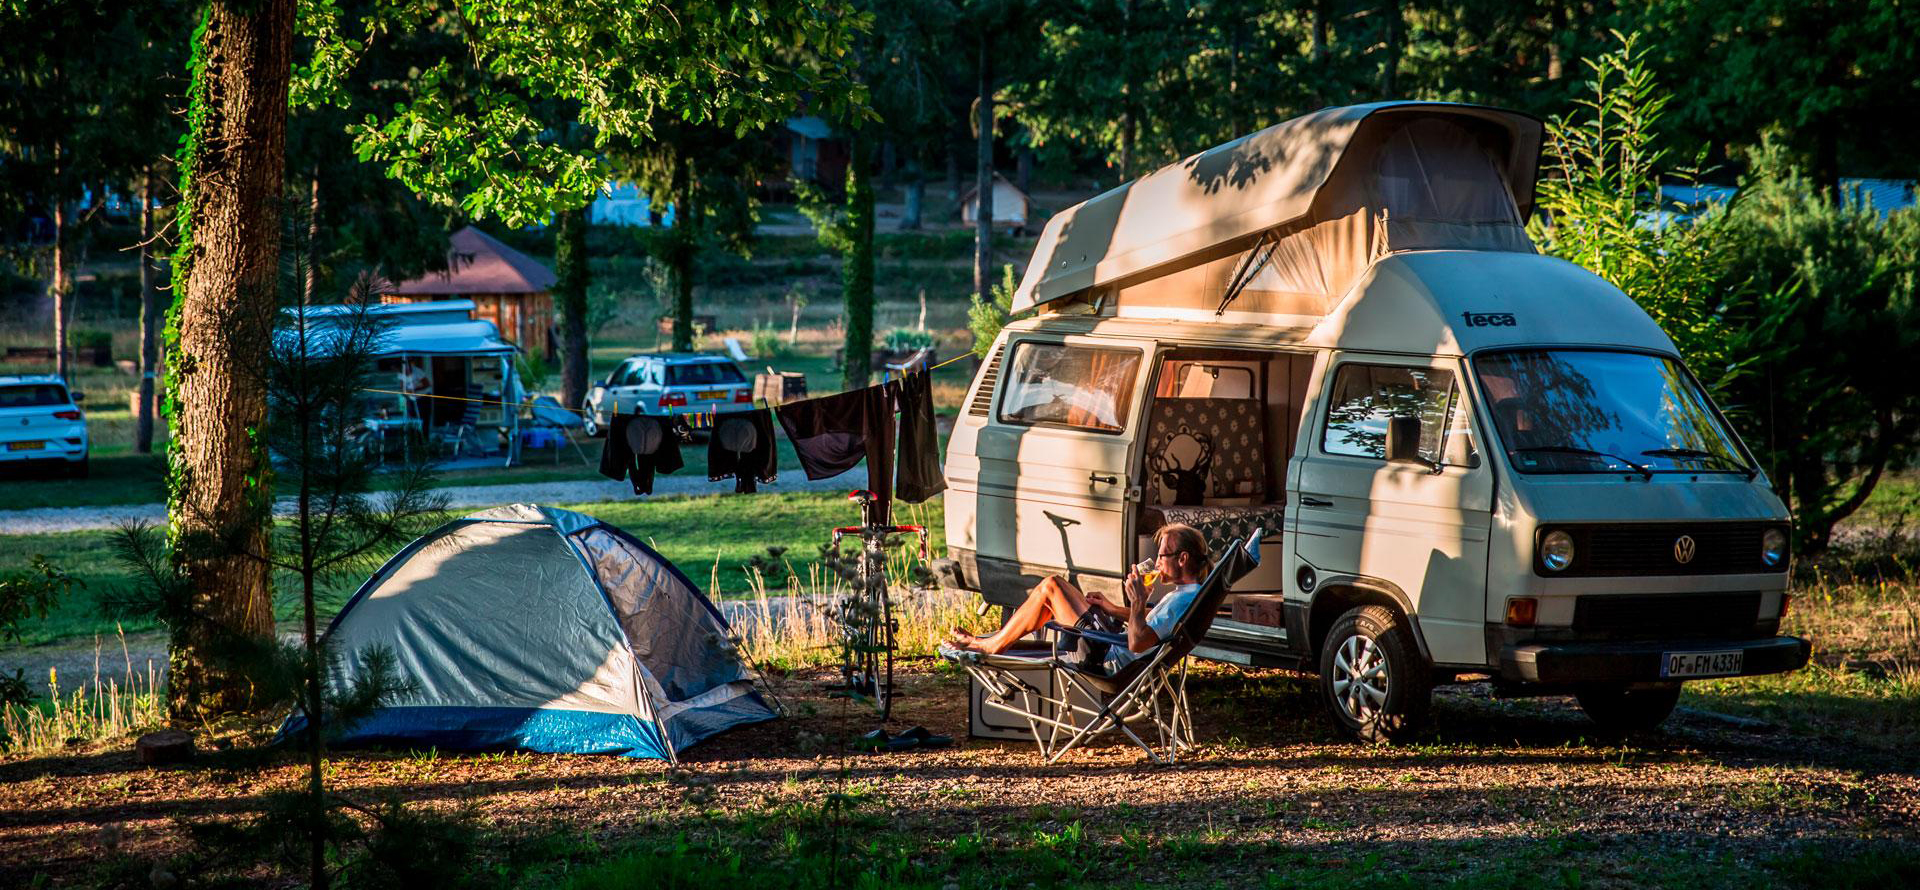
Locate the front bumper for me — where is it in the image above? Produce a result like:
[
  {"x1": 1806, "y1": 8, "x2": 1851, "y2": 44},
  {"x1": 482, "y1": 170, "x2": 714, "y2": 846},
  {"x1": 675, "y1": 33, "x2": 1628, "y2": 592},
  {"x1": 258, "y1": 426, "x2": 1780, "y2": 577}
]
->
[{"x1": 1500, "y1": 635, "x2": 1810, "y2": 684}]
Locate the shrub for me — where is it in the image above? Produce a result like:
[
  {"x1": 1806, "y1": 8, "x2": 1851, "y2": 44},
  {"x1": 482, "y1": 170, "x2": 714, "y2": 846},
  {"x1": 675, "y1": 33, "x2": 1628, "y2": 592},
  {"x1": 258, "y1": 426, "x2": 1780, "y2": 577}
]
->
[{"x1": 880, "y1": 327, "x2": 935, "y2": 353}]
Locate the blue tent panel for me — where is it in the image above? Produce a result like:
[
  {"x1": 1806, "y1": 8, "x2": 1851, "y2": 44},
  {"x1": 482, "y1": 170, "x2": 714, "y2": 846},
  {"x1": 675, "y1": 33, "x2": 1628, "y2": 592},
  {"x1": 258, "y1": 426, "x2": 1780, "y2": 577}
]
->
[{"x1": 285, "y1": 706, "x2": 673, "y2": 759}]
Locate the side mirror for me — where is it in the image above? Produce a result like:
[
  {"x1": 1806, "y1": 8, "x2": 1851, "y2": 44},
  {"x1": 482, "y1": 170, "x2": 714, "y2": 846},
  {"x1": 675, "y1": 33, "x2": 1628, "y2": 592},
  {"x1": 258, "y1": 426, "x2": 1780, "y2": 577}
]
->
[
  {"x1": 69, "y1": 391, "x2": 85, "y2": 403},
  {"x1": 1384, "y1": 415, "x2": 1423, "y2": 464}
]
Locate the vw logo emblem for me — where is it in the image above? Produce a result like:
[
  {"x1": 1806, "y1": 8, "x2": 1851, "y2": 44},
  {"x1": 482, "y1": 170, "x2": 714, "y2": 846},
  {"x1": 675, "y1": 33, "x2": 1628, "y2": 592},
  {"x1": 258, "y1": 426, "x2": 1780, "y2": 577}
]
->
[{"x1": 1673, "y1": 535, "x2": 1697, "y2": 564}]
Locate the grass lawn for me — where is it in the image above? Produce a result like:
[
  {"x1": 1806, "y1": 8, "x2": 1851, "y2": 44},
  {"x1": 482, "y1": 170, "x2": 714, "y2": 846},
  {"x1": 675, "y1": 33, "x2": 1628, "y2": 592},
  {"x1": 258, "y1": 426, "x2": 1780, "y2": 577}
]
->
[{"x1": 0, "y1": 491, "x2": 945, "y2": 645}]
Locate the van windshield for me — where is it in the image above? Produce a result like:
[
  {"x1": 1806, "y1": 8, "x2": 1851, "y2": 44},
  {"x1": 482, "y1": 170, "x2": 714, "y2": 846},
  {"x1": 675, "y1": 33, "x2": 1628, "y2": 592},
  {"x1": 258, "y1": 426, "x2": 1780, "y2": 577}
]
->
[{"x1": 1473, "y1": 350, "x2": 1751, "y2": 476}]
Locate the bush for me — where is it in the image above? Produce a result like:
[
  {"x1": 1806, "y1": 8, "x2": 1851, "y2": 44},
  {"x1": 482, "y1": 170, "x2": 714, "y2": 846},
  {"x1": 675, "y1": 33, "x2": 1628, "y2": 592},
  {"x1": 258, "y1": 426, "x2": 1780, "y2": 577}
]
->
[
  {"x1": 880, "y1": 327, "x2": 935, "y2": 353},
  {"x1": 751, "y1": 321, "x2": 790, "y2": 360}
]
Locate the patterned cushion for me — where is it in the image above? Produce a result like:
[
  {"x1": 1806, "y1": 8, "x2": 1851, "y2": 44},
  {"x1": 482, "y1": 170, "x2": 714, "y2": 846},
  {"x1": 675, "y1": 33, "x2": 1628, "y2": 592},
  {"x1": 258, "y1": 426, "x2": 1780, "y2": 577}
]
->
[
  {"x1": 1141, "y1": 504, "x2": 1287, "y2": 557},
  {"x1": 1144, "y1": 398, "x2": 1267, "y2": 504}
]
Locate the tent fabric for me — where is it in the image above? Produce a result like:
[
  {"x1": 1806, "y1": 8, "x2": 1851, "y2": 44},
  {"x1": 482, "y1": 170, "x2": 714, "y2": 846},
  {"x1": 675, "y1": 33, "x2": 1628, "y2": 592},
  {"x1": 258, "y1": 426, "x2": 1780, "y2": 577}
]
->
[
  {"x1": 1015, "y1": 102, "x2": 1542, "y2": 314},
  {"x1": 281, "y1": 504, "x2": 773, "y2": 761},
  {"x1": 1102, "y1": 113, "x2": 1537, "y2": 321}
]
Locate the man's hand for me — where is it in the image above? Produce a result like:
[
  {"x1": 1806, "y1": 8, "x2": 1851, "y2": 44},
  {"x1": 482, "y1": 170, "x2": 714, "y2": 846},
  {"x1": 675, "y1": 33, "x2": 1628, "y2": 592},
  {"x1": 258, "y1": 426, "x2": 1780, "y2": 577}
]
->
[
  {"x1": 1122, "y1": 572, "x2": 1151, "y2": 615},
  {"x1": 1087, "y1": 589, "x2": 1125, "y2": 618}
]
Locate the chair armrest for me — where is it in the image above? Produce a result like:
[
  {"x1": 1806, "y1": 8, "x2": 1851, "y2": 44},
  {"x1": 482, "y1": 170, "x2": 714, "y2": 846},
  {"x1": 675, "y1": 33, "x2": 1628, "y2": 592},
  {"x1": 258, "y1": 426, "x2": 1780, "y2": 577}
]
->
[{"x1": 1044, "y1": 621, "x2": 1129, "y2": 648}]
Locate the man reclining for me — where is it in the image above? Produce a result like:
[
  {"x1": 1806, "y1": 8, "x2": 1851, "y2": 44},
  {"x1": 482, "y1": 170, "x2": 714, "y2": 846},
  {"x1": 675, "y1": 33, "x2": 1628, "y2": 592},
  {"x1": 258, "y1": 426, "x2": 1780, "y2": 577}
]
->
[{"x1": 946, "y1": 523, "x2": 1212, "y2": 672}]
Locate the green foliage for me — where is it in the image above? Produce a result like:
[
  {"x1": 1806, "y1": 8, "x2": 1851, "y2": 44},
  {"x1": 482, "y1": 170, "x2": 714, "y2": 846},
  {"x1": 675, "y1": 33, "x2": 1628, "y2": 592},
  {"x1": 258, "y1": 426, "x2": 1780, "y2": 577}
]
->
[
  {"x1": 0, "y1": 556, "x2": 79, "y2": 705},
  {"x1": 301, "y1": 1, "x2": 870, "y2": 227},
  {"x1": 967, "y1": 263, "x2": 1018, "y2": 359},
  {"x1": 1707, "y1": 145, "x2": 1920, "y2": 553},
  {"x1": 1530, "y1": 31, "x2": 1726, "y2": 379},
  {"x1": 751, "y1": 321, "x2": 791, "y2": 361},
  {"x1": 880, "y1": 327, "x2": 935, "y2": 352}
]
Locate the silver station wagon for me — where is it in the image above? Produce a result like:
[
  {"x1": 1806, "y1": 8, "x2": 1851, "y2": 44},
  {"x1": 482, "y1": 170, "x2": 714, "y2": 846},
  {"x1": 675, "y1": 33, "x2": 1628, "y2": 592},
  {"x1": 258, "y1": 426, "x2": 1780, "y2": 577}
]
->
[{"x1": 581, "y1": 353, "x2": 753, "y2": 436}]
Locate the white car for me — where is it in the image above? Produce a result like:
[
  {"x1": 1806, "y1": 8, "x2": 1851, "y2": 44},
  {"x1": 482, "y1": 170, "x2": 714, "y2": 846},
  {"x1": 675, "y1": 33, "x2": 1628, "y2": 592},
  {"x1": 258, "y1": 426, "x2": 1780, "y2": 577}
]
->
[
  {"x1": 0, "y1": 375, "x2": 89, "y2": 477},
  {"x1": 581, "y1": 353, "x2": 753, "y2": 436}
]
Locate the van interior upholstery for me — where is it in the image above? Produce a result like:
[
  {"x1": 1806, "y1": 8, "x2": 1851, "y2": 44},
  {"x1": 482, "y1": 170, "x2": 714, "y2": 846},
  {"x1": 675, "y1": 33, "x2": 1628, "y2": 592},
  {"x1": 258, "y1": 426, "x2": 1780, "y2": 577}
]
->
[{"x1": 1138, "y1": 349, "x2": 1312, "y2": 601}]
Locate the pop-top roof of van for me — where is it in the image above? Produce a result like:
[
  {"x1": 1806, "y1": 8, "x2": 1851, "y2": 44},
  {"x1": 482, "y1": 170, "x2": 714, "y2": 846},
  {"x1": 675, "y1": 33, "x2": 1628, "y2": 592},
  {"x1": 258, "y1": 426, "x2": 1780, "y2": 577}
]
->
[{"x1": 1013, "y1": 102, "x2": 1543, "y2": 315}]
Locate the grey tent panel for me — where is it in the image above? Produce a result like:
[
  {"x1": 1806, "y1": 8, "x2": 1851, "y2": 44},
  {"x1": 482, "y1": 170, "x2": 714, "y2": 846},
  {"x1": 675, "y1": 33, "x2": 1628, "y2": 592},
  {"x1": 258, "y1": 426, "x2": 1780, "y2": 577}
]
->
[{"x1": 283, "y1": 504, "x2": 774, "y2": 761}]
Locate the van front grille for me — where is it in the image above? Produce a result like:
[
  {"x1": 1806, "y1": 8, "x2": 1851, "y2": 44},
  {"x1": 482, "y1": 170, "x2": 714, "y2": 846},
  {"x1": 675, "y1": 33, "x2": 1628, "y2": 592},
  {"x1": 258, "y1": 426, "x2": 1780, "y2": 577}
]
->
[
  {"x1": 1541, "y1": 522, "x2": 1784, "y2": 576},
  {"x1": 1572, "y1": 592, "x2": 1762, "y2": 639},
  {"x1": 966, "y1": 344, "x2": 1005, "y2": 418}
]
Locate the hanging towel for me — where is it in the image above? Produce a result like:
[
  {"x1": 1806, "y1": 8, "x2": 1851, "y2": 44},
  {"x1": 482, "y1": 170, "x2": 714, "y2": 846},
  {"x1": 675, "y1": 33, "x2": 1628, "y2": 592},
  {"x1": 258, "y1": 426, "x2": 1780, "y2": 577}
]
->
[
  {"x1": 776, "y1": 384, "x2": 894, "y2": 516},
  {"x1": 598, "y1": 413, "x2": 688, "y2": 495},
  {"x1": 708, "y1": 408, "x2": 778, "y2": 493},
  {"x1": 891, "y1": 368, "x2": 946, "y2": 503}
]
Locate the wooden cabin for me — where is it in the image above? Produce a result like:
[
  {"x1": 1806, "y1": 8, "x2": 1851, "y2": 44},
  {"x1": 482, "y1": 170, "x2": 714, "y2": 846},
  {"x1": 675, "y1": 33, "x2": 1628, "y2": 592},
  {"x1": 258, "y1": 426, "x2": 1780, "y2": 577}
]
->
[{"x1": 381, "y1": 226, "x2": 558, "y2": 359}]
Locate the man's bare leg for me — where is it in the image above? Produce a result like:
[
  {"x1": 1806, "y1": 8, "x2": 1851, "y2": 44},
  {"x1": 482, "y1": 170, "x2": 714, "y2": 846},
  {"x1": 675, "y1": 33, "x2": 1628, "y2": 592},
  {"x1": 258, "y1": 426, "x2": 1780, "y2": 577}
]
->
[{"x1": 953, "y1": 576, "x2": 1089, "y2": 654}]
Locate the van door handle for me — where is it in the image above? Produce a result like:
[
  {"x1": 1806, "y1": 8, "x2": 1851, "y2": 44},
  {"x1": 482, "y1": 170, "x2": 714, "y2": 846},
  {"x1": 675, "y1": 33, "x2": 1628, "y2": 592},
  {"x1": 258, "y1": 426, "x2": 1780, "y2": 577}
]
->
[
  {"x1": 1089, "y1": 472, "x2": 1119, "y2": 485},
  {"x1": 1299, "y1": 496, "x2": 1333, "y2": 507}
]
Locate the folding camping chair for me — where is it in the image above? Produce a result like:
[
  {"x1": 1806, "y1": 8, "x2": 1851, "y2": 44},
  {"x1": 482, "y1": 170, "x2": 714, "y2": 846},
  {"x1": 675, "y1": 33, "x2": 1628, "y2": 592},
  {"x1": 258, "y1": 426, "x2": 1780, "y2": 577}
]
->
[
  {"x1": 942, "y1": 529, "x2": 1265, "y2": 764},
  {"x1": 524, "y1": 395, "x2": 593, "y2": 465}
]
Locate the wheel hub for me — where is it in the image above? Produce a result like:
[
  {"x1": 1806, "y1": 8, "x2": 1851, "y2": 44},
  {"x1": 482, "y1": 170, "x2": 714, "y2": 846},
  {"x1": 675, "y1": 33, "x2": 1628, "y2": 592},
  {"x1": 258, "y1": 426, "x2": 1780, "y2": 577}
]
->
[{"x1": 1331, "y1": 634, "x2": 1390, "y2": 723}]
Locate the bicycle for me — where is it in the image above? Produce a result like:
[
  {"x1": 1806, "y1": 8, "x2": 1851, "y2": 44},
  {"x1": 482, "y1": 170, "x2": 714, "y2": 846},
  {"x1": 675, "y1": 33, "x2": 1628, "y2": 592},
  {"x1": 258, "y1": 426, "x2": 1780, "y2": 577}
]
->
[{"x1": 827, "y1": 489, "x2": 927, "y2": 720}]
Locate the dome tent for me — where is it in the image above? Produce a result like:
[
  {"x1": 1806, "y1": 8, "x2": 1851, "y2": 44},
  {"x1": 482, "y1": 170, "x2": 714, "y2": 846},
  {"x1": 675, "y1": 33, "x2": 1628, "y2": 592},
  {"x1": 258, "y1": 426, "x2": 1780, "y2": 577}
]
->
[{"x1": 281, "y1": 504, "x2": 774, "y2": 761}]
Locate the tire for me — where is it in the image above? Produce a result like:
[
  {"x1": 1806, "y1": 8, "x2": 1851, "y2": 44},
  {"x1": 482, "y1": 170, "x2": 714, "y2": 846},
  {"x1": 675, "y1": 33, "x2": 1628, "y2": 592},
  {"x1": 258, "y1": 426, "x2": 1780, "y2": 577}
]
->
[
  {"x1": 1575, "y1": 683, "x2": 1681, "y2": 732},
  {"x1": 1318, "y1": 604, "x2": 1432, "y2": 743},
  {"x1": 581, "y1": 407, "x2": 602, "y2": 437},
  {"x1": 68, "y1": 455, "x2": 89, "y2": 479}
]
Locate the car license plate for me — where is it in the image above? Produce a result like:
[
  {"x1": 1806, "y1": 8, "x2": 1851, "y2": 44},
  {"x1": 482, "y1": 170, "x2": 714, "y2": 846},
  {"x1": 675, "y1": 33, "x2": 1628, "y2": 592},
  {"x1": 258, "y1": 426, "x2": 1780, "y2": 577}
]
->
[
  {"x1": 695, "y1": 390, "x2": 727, "y2": 400},
  {"x1": 7, "y1": 440, "x2": 44, "y2": 452},
  {"x1": 1661, "y1": 649, "x2": 1743, "y2": 678}
]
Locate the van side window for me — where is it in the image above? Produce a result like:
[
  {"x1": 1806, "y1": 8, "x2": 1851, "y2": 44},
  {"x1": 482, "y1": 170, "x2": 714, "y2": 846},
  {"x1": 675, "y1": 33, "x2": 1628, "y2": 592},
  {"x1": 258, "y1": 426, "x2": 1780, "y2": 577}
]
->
[
  {"x1": 1321, "y1": 363, "x2": 1465, "y2": 463},
  {"x1": 999, "y1": 342, "x2": 1141, "y2": 433}
]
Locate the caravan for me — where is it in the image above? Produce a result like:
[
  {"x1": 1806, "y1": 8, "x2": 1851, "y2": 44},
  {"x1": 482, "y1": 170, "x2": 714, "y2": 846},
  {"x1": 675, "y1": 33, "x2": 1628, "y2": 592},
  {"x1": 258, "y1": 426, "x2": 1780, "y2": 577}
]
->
[{"x1": 936, "y1": 101, "x2": 1809, "y2": 741}]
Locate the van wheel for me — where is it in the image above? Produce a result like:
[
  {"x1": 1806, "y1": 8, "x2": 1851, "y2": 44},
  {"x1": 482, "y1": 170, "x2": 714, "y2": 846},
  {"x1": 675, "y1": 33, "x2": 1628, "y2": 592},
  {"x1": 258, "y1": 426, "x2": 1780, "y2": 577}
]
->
[
  {"x1": 1574, "y1": 683, "x2": 1681, "y2": 732},
  {"x1": 1318, "y1": 604, "x2": 1431, "y2": 744}
]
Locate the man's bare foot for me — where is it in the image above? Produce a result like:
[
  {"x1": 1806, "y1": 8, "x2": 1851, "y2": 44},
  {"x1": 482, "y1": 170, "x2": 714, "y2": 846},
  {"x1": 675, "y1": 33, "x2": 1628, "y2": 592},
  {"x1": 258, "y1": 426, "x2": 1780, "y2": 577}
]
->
[{"x1": 946, "y1": 628, "x2": 991, "y2": 651}]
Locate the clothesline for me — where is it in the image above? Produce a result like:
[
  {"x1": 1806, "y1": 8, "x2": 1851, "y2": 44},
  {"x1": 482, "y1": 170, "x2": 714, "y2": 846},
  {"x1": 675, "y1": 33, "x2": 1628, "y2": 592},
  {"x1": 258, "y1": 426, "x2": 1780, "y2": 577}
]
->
[{"x1": 360, "y1": 350, "x2": 974, "y2": 429}]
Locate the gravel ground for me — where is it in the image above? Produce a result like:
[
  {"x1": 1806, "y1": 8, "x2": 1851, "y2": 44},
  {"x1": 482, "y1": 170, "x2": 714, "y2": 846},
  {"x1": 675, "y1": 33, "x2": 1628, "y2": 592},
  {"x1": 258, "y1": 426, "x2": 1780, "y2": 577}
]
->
[
  {"x1": 2, "y1": 663, "x2": 1915, "y2": 886},
  {"x1": 0, "y1": 468, "x2": 864, "y2": 535}
]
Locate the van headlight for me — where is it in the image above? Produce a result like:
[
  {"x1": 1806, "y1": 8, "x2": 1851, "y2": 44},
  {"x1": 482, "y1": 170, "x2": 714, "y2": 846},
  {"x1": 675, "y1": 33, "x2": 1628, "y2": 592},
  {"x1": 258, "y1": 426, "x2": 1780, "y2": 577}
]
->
[
  {"x1": 1539, "y1": 530, "x2": 1575, "y2": 572},
  {"x1": 1761, "y1": 527, "x2": 1788, "y2": 568}
]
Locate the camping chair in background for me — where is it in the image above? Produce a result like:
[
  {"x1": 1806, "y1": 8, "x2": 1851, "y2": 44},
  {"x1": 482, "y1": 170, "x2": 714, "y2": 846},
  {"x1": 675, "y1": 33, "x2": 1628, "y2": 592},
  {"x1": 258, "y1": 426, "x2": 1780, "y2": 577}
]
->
[
  {"x1": 524, "y1": 395, "x2": 593, "y2": 465},
  {"x1": 430, "y1": 388, "x2": 482, "y2": 459},
  {"x1": 941, "y1": 530, "x2": 1265, "y2": 764}
]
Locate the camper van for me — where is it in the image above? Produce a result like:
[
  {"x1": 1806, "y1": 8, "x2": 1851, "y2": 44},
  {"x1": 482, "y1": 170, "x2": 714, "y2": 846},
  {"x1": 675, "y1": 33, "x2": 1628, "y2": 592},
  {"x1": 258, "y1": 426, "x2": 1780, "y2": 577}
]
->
[{"x1": 935, "y1": 101, "x2": 1809, "y2": 741}]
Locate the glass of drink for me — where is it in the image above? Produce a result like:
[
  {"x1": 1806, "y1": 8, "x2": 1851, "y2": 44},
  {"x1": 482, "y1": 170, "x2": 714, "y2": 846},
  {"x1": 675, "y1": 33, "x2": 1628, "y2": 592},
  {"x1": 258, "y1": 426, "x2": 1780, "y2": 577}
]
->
[{"x1": 1133, "y1": 558, "x2": 1158, "y2": 590}]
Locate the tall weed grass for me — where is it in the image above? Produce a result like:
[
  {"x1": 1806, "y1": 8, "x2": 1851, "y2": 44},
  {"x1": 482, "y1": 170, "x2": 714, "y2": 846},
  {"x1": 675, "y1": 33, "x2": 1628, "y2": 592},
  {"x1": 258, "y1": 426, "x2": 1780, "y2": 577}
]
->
[{"x1": 1, "y1": 627, "x2": 166, "y2": 756}]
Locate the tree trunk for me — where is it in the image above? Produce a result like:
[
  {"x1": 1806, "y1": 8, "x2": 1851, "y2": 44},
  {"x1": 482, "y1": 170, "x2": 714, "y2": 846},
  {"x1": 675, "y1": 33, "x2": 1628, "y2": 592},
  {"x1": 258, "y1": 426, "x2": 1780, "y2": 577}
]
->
[
  {"x1": 1313, "y1": 0, "x2": 1333, "y2": 104},
  {"x1": 1545, "y1": 0, "x2": 1567, "y2": 82},
  {"x1": 974, "y1": 36, "x2": 994, "y2": 304},
  {"x1": 136, "y1": 169, "x2": 158, "y2": 454},
  {"x1": 1119, "y1": 0, "x2": 1137, "y2": 180},
  {"x1": 554, "y1": 206, "x2": 590, "y2": 408},
  {"x1": 671, "y1": 155, "x2": 696, "y2": 353},
  {"x1": 1380, "y1": 0, "x2": 1403, "y2": 98},
  {"x1": 902, "y1": 161, "x2": 924, "y2": 230},
  {"x1": 1016, "y1": 143, "x2": 1033, "y2": 196},
  {"x1": 842, "y1": 131, "x2": 875, "y2": 390},
  {"x1": 51, "y1": 197, "x2": 71, "y2": 381},
  {"x1": 166, "y1": 0, "x2": 294, "y2": 720},
  {"x1": 303, "y1": 166, "x2": 320, "y2": 304}
]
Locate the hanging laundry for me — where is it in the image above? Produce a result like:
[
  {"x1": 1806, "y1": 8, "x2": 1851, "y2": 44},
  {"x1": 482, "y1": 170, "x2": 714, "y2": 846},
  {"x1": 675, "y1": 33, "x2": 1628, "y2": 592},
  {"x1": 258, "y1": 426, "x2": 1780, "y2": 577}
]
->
[
  {"x1": 708, "y1": 408, "x2": 778, "y2": 494},
  {"x1": 891, "y1": 368, "x2": 946, "y2": 503},
  {"x1": 598, "y1": 413, "x2": 689, "y2": 495},
  {"x1": 776, "y1": 384, "x2": 894, "y2": 516}
]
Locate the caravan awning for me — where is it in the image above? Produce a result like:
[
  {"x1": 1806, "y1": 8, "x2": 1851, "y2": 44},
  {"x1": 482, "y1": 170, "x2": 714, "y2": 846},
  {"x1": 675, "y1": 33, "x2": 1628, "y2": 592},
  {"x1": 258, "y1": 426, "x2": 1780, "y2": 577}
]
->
[{"x1": 1013, "y1": 102, "x2": 1543, "y2": 314}]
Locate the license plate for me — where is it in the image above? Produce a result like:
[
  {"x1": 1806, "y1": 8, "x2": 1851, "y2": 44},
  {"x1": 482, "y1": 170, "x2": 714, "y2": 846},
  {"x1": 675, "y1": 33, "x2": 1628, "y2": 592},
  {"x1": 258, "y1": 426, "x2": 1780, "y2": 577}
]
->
[
  {"x1": 695, "y1": 390, "x2": 727, "y2": 400},
  {"x1": 1662, "y1": 649, "x2": 1743, "y2": 678},
  {"x1": 6, "y1": 440, "x2": 44, "y2": 452}
]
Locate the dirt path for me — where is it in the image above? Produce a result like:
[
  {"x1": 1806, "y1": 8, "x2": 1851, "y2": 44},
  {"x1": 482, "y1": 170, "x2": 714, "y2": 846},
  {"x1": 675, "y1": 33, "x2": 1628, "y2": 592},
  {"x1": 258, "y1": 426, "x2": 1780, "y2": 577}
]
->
[
  {"x1": 0, "y1": 468, "x2": 864, "y2": 535},
  {"x1": 1, "y1": 663, "x2": 1914, "y2": 886}
]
